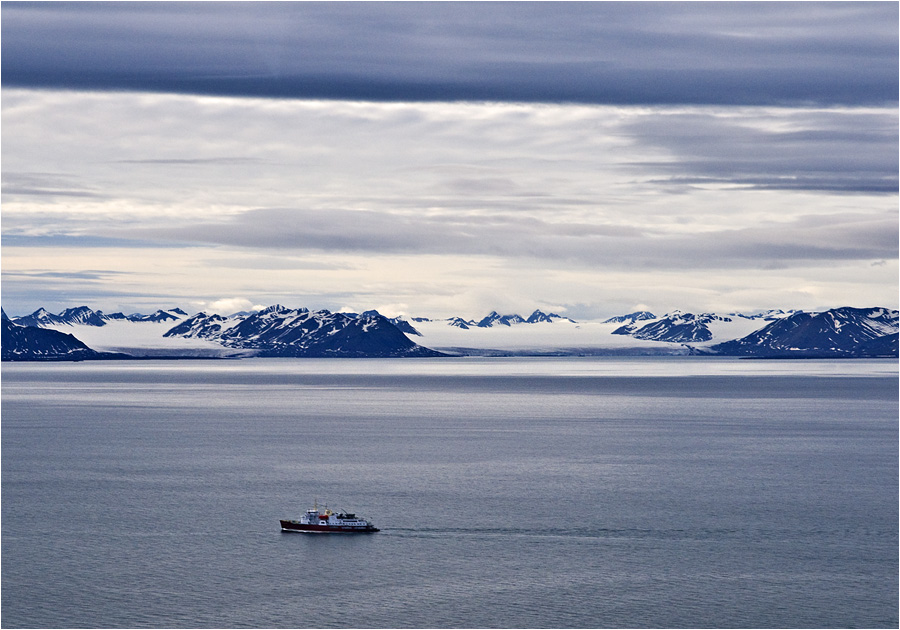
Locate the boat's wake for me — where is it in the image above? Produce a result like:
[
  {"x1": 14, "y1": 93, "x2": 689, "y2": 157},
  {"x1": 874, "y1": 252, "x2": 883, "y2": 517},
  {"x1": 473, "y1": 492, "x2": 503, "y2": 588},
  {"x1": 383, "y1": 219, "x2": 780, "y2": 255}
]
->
[{"x1": 383, "y1": 526, "x2": 745, "y2": 541}]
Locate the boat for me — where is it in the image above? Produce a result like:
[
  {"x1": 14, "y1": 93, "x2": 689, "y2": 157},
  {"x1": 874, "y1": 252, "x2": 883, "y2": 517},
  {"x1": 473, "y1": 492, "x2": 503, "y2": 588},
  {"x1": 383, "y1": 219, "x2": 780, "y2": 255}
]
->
[{"x1": 280, "y1": 503, "x2": 380, "y2": 533}]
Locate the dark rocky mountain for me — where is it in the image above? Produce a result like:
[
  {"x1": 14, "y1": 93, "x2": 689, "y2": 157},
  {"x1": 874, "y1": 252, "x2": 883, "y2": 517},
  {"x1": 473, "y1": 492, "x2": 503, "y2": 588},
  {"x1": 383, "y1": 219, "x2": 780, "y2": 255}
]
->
[
  {"x1": 710, "y1": 307, "x2": 899, "y2": 357},
  {"x1": 435, "y1": 309, "x2": 575, "y2": 329},
  {"x1": 4, "y1": 303, "x2": 440, "y2": 359},
  {"x1": 6, "y1": 302, "x2": 896, "y2": 360},
  {"x1": 472, "y1": 310, "x2": 574, "y2": 328},
  {"x1": 164, "y1": 312, "x2": 230, "y2": 338},
  {"x1": 12, "y1": 307, "x2": 70, "y2": 328},
  {"x1": 360, "y1": 310, "x2": 421, "y2": 336},
  {"x1": 603, "y1": 311, "x2": 656, "y2": 324},
  {"x1": 855, "y1": 331, "x2": 899, "y2": 357},
  {"x1": 526, "y1": 309, "x2": 575, "y2": 324},
  {"x1": 58, "y1": 306, "x2": 108, "y2": 326},
  {"x1": 447, "y1": 317, "x2": 475, "y2": 329},
  {"x1": 613, "y1": 311, "x2": 732, "y2": 343},
  {"x1": 336, "y1": 310, "x2": 423, "y2": 336},
  {"x1": 11, "y1": 306, "x2": 187, "y2": 327},
  {"x1": 126, "y1": 308, "x2": 187, "y2": 322},
  {"x1": 1, "y1": 319, "x2": 127, "y2": 361},
  {"x1": 477, "y1": 311, "x2": 526, "y2": 327},
  {"x1": 164, "y1": 305, "x2": 443, "y2": 357}
]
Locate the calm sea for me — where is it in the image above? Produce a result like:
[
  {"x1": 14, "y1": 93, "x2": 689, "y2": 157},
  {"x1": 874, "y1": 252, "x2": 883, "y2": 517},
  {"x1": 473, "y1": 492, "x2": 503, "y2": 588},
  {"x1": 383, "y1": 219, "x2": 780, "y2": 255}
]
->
[{"x1": 2, "y1": 357, "x2": 897, "y2": 628}]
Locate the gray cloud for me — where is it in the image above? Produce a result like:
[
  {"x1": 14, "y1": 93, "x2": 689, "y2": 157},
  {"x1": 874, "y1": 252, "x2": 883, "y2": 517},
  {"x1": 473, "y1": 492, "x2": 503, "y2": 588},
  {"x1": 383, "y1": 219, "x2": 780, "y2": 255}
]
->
[
  {"x1": 113, "y1": 205, "x2": 897, "y2": 270},
  {"x1": 3, "y1": 86, "x2": 895, "y2": 316},
  {"x1": 3, "y1": 269, "x2": 131, "y2": 282},
  {"x1": 625, "y1": 108, "x2": 899, "y2": 194},
  {"x1": 1, "y1": 171, "x2": 106, "y2": 199},
  {"x1": 2, "y1": 2, "x2": 896, "y2": 106},
  {"x1": 116, "y1": 157, "x2": 267, "y2": 166}
]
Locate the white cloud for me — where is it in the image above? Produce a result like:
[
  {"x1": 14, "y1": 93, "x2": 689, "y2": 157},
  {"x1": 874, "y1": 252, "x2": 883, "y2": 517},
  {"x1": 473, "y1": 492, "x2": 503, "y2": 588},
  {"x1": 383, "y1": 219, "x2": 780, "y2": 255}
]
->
[
  {"x1": 1, "y1": 90, "x2": 896, "y2": 318},
  {"x1": 194, "y1": 298, "x2": 266, "y2": 316}
]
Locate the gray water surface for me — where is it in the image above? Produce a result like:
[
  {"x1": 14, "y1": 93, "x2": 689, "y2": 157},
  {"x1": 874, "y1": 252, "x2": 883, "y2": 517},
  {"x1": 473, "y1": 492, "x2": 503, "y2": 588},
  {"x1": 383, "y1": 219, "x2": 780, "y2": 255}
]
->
[{"x1": 2, "y1": 358, "x2": 897, "y2": 628}]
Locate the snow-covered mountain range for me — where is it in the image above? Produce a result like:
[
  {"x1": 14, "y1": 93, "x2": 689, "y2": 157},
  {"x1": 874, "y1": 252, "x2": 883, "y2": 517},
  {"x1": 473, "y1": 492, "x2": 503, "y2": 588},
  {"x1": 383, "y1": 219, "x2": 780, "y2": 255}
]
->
[
  {"x1": 612, "y1": 311, "x2": 733, "y2": 343},
  {"x1": 3, "y1": 304, "x2": 897, "y2": 360},
  {"x1": 411, "y1": 309, "x2": 574, "y2": 331},
  {"x1": 162, "y1": 305, "x2": 441, "y2": 358},
  {"x1": 1, "y1": 310, "x2": 129, "y2": 361},
  {"x1": 709, "y1": 307, "x2": 898, "y2": 358},
  {"x1": 12, "y1": 306, "x2": 188, "y2": 328},
  {"x1": 3, "y1": 304, "x2": 445, "y2": 359}
]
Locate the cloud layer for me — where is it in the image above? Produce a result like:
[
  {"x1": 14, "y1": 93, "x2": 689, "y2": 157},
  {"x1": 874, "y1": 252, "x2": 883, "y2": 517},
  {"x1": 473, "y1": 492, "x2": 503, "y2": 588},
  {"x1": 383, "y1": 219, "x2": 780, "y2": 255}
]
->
[
  {"x1": 2, "y1": 91, "x2": 896, "y2": 317},
  {"x1": 3, "y1": 2, "x2": 897, "y2": 106},
  {"x1": 1, "y1": 4, "x2": 897, "y2": 317}
]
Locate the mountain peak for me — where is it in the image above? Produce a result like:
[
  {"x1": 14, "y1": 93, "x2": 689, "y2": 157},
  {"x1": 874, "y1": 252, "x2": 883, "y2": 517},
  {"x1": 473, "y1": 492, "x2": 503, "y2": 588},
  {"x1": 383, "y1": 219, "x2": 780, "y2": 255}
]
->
[
  {"x1": 162, "y1": 306, "x2": 442, "y2": 357},
  {"x1": 526, "y1": 309, "x2": 575, "y2": 324},
  {"x1": 260, "y1": 304, "x2": 291, "y2": 315},
  {"x1": 603, "y1": 311, "x2": 655, "y2": 324},
  {"x1": 710, "y1": 307, "x2": 898, "y2": 357},
  {"x1": 476, "y1": 312, "x2": 526, "y2": 327}
]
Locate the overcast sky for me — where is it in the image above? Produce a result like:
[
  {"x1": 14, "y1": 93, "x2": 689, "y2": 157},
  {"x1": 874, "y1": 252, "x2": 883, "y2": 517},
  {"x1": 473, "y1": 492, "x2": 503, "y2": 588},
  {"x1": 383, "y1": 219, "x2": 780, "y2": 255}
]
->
[{"x1": 2, "y1": 2, "x2": 897, "y2": 319}]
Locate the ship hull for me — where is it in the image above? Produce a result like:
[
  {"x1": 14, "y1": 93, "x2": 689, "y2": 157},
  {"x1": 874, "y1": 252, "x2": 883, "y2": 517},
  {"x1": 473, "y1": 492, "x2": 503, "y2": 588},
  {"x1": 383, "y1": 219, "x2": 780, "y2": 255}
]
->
[{"x1": 280, "y1": 519, "x2": 379, "y2": 533}]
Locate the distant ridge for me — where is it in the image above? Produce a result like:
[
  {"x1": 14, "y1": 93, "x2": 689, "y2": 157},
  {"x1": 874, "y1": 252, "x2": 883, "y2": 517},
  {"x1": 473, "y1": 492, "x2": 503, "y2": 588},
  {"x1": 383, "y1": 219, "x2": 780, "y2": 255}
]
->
[
  {"x1": 4, "y1": 304, "x2": 443, "y2": 360},
  {"x1": 603, "y1": 311, "x2": 655, "y2": 324},
  {"x1": 437, "y1": 309, "x2": 577, "y2": 328},
  {"x1": 709, "y1": 307, "x2": 898, "y2": 358},
  {"x1": 4, "y1": 303, "x2": 896, "y2": 359},
  {"x1": 163, "y1": 306, "x2": 443, "y2": 358},
  {"x1": 11, "y1": 306, "x2": 188, "y2": 327},
  {"x1": 1, "y1": 319, "x2": 129, "y2": 361},
  {"x1": 612, "y1": 311, "x2": 733, "y2": 343},
  {"x1": 476, "y1": 311, "x2": 526, "y2": 327}
]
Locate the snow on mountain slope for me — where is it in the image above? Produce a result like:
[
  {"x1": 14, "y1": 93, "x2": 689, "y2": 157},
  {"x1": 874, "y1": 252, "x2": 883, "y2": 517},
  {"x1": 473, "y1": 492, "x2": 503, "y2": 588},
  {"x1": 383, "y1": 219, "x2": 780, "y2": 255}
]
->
[
  {"x1": 613, "y1": 311, "x2": 767, "y2": 344},
  {"x1": 29, "y1": 305, "x2": 435, "y2": 358},
  {"x1": 700, "y1": 315, "x2": 768, "y2": 345},
  {"x1": 2, "y1": 319, "x2": 110, "y2": 361},
  {"x1": 43, "y1": 319, "x2": 237, "y2": 357},
  {"x1": 162, "y1": 305, "x2": 442, "y2": 357},
  {"x1": 13, "y1": 303, "x2": 897, "y2": 358},
  {"x1": 603, "y1": 311, "x2": 655, "y2": 324},
  {"x1": 710, "y1": 307, "x2": 899, "y2": 357},
  {"x1": 404, "y1": 310, "x2": 773, "y2": 355},
  {"x1": 406, "y1": 318, "x2": 674, "y2": 354}
]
